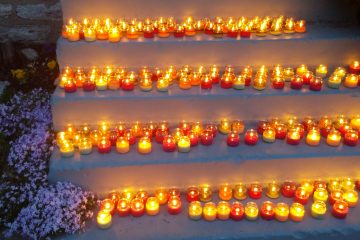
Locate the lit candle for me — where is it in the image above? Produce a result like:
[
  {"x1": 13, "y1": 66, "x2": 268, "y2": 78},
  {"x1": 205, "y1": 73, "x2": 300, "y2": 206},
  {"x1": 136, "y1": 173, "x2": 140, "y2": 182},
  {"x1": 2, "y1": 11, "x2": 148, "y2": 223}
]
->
[
  {"x1": 188, "y1": 201, "x2": 202, "y2": 220},
  {"x1": 203, "y1": 202, "x2": 217, "y2": 221},
  {"x1": 240, "y1": 25, "x2": 251, "y2": 38},
  {"x1": 245, "y1": 202, "x2": 259, "y2": 221},
  {"x1": 230, "y1": 202, "x2": 244, "y2": 221},
  {"x1": 200, "y1": 185, "x2": 212, "y2": 202},
  {"x1": 78, "y1": 137, "x2": 93, "y2": 154},
  {"x1": 168, "y1": 196, "x2": 182, "y2": 215},
  {"x1": 309, "y1": 77, "x2": 323, "y2": 91},
  {"x1": 178, "y1": 136, "x2": 191, "y2": 153},
  {"x1": 145, "y1": 197, "x2": 160, "y2": 216},
  {"x1": 200, "y1": 130, "x2": 214, "y2": 146},
  {"x1": 294, "y1": 20, "x2": 306, "y2": 33},
  {"x1": 201, "y1": 74, "x2": 213, "y2": 89},
  {"x1": 284, "y1": 18, "x2": 295, "y2": 34},
  {"x1": 138, "y1": 137, "x2": 151, "y2": 154},
  {"x1": 294, "y1": 187, "x2": 310, "y2": 205},
  {"x1": 174, "y1": 24, "x2": 185, "y2": 38},
  {"x1": 60, "y1": 141, "x2": 74, "y2": 157},
  {"x1": 313, "y1": 188, "x2": 328, "y2": 202},
  {"x1": 306, "y1": 128, "x2": 321, "y2": 146},
  {"x1": 217, "y1": 201, "x2": 231, "y2": 220},
  {"x1": 219, "y1": 119, "x2": 232, "y2": 134},
  {"x1": 179, "y1": 76, "x2": 192, "y2": 90},
  {"x1": 286, "y1": 128, "x2": 301, "y2": 145},
  {"x1": 343, "y1": 190, "x2": 358, "y2": 207},
  {"x1": 127, "y1": 26, "x2": 139, "y2": 39},
  {"x1": 143, "y1": 25, "x2": 155, "y2": 38},
  {"x1": 187, "y1": 131, "x2": 199, "y2": 147},
  {"x1": 227, "y1": 131, "x2": 240, "y2": 147},
  {"x1": 97, "y1": 210, "x2": 112, "y2": 229},
  {"x1": 67, "y1": 28, "x2": 80, "y2": 41},
  {"x1": 157, "y1": 78, "x2": 169, "y2": 92},
  {"x1": 245, "y1": 129, "x2": 259, "y2": 145},
  {"x1": 341, "y1": 178, "x2": 355, "y2": 191},
  {"x1": 98, "y1": 137, "x2": 111, "y2": 154},
  {"x1": 344, "y1": 74, "x2": 359, "y2": 88},
  {"x1": 260, "y1": 201, "x2": 276, "y2": 220},
  {"x1": 116, "y1": 137, "x2": 130, "y2": 154},
  {"x1": 311, "y1": 200, "x2": 327, "y2": 219},
  {"x1": 263, "y1": 127, "x2": 276, "y2": 143},
  {"x1": 316, "y1": 64, "x2": 328, "y2": 78},
  {"x1": 64, "y1": 79, "x2": 77, "y2": 93},
  {"x1": 344, "y1": 130, "x2": 359, "y2": 146},
  {"x1": 349, "y1": 60, "x2": 360, "y2": 74},
  {"x1": 332, "y1": 200, "x2": 349, "y2": 219},
  {"x1": 289, "y1": 203, "x2": 305, "y2": 222},
  {"x1": 219, "y1": 184, "x2": 233, "y2": 201},
  {"x1": 100, "y1": 199, "x2": 116, "y2": 215},
  {"x1": 108, "y1": 27, "x2": 121, "y2": 42},
  {"x1": 158, "y1": 25, "x2": 169, "y2": 38},
  {"x1": 328, "y1": 179, "x2": 342, "y2": 192},
  {"x1": 326, "y1": 129, "x2": 341, "y2": 147},
  {"x1": 329, "y1": 189, "x2": 343, "y2": 205},
  {"x1": 249, "y1": 183, "x2": 262, "y2": 199},
  {"x1": 139, "y1": 78, "x2": 153, "y2": 92},
  {"x1": 350, "y1": 115, "x2": 360, "y2": 130},
  {"x1": 283, "y1": 67, "x2": 295, "y2": 82},
  {"x1": 275, "y1": 203, "x2": 289, "y2": 222},
  {"x1": 281, "y1": 181, "x2": 297, "y2": 197},
  {"x1": 155, "y1": 188, "x2": 169, "y2": 205},
  {"x1": 266, "y1": 182, "x2": 280, "y2": 199},
  {"x1": 163, "y1": 135, "x2": 176, "y2": 152},
  {"x1": 272, "y1": 77, "x2": 285, "y2": 89},
  {"x1": 187, "y1": 187, "x2": 200, "y2": 202},
  {"x1": 301, "y1": 181, "x2": 314, "y2": 194},
  {"x1": 290, "y1": 75, "x2": 303, "y2": 89},
  {"x1": 234, "y1": 183, "x2": 247, "y2": 200},
  {"x1": 131, "y1": 198, "x2": 145, "y2": 217}
]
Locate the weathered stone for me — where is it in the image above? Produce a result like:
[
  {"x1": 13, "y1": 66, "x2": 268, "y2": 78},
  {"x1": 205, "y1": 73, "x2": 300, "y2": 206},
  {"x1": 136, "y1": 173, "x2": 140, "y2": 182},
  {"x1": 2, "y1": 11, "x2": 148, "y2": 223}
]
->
[
  {"x1": 16, "y1": 2, "x2": 61, "y2": 21},
  {"x1": 0, "y1": 25, "x2": 51, "y2": 43},
  {"x1": 0, "y1": 3, "x2": 12, "y2": 18},
  {"x1": 20, "y1": 48, "x2": 39, "y2": 61}
]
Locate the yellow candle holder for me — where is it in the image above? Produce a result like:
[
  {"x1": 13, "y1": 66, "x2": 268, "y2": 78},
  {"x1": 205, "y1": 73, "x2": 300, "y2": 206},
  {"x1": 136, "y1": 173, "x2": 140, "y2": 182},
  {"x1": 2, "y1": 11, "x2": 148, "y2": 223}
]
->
[
  {"x1": 138, "y1": 137, "x2": 151, "y2": 154},
  {"x1": 146, "y1": 197, "x2": 160, "y2": 216},
  {"x1": 306, "y1": 128, "x2": 321, "y2": 146},
  {"x1": 97, "y1": 210, "x2": 112, "y2": 229},
  {"x1": 60, "y1": 140, "x2": 75, "y2": 157},
  {"x1": 289, "y1": 203, "x2": 305, "y2": 222},
  {"x1": 343, "y1": 190, "x2": 358, "y2": 207},
  {"x1": 219, "y1": 184, "x2": 233, "y2": 201},
  {"x1": 234, "y1": 183, "x2": 247, "y2": 200},
  {"x1": 155, "y1": 188, "x2": 169, "y2": 205},
  {"x1": 326, "y1": 129, "x2": 341, "y2": 147},
  {"x1": 199, "y1": 185, "x2": 212, "y2": 202},
  {"x1": 275, "y1": 203, "x2": 289, "y2": 222},
  {"x1": 188, "y1": 201, "x2": 203, "y2": 220},
  {"x1": 217, "y1": 201, "x2": 231, "y2": 220},
  {"x1": 266, "y1": 182, "x2": 280, "y2": 198},
  {"x1": 78, "y1": 137, "x2": 93, "y2": 155},
  {"x1": 245, "y1": 202, "x2": 259, "y2": 221},
  {"x1": 313, "y1": 187, "x2": 329, "y2": 202},
  {"x1": 344, "y1": 74, "x2": 359, "y2": 88},
  {"x1": 311, "y1": 200, "x2": 326, "y2": 219}
]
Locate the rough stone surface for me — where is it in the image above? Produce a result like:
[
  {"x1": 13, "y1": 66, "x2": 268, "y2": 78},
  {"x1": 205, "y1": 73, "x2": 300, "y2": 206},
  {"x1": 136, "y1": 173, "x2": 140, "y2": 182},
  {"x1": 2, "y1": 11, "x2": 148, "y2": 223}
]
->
[
  {"x1": 20, "y1": 48, "x2": 39, "y2": 61},
  {"x1": 0, "y1": 25, "x2": 51, "y2": 43},
  {"x1": 0, "y1": 3, "x2": 12, "y2": 18},
  {"x1": 16, "y1": 3, "x2": 61, "y2": 21}
]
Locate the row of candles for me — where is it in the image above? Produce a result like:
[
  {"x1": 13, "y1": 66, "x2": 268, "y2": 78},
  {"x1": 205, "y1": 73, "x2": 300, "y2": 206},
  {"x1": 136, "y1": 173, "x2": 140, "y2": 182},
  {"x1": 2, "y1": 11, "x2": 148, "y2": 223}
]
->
[
  {"x1": 62, "y1": 16, "x2": 306, "y2": 42},
  {"x1": 56, "y1": 114, "x2": 360, "y2": 157},
  {"x1": 59, "y1": 62, "x2": 360, "y2": 93},
  {"x1": 97, "y1": 178, "x2": 359, "y2": 229}
]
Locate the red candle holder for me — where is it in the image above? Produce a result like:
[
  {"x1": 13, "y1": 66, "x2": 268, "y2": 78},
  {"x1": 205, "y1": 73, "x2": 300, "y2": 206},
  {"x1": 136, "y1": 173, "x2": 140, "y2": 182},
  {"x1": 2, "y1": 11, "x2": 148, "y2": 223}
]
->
[
  {"x1": 344, "y1": 130, "x2": 359, "y2": 146},
  {"x1": 240, "y1": 29, "x2": 251, "y2": 38},
  {"x1": 109, "y1": 130, "x2": 119, "y2": 146},
  {"x1": 108, "y1": 192, "x2": 121, "y2": 206},
  {"x1": 201, "y1": 76, "x2": 213, "y2": 89},
  {"x1": 100, "y1": 198, "x2": 116, "y2": 215},
  {"x1": 275, "y1": 124, "x2": 287, "y2": 139},
  {"x1": 117, "y1": 199, "x2": 130, "y2": 217},
  {"x1": 169, "y1": 188, "x2": 181, "y2": 198},
  {"x1": 168, "y1": 196, "x2": 182, "y2": 215},
  {"x1": 186, "y1": 187, "x2": 200, "y2": 202},
  {"x1": 286, "y1": 129, "x2": 301, "y2": 145},
  {"x1": 174, "y1": 25, "x2": 185, "y2": 38},
  {"x1": 281, "y1": 181, "x2": 297, "y2": 198},
  {"x1": 64, "y1": 81, "x2": 77, "y2": 93},
  {"x1": 244, "y1": 76, "x2": 252, "y2": 86},
  {"x1": 332, "y1": 200, "x2": 349, "y2": 219},
  {"x1": 122, "y1": 79, "x2": 135, "y2": 91},
  {"x1": 320, "y1": 125, "x2": 332, "y2": 138},
  {"x1": 249, "y1": 184, "x2": 262, "y2": 199},
  {"x1": 349, "y1": 61, "x2": 360, "y2": 74},
  {"x1": 188, "y1": 131, "x2": 199, "y2": 147},
  {"x1": 98, "y1": 137, "x2": 111, "y2": 153},
  {"x1": 152, "y1": 69, "x2": 162, "y2": 81},
  {"x1": 357, "y1": 180, "x2": 360, "y2": 191},
  {"x1": 230, "y1": 202, "x2": 245, "y2": 221},
  {"x1": 257, "y1": 120, "x2": 269, "y2": 134},
  {"x1": 179, "y1": 121, "x2": 191, "y2": 135},
  {"x1": 302, "y1": 72, "x2": 313, "y2": 85},
  {"x1": 136, "y1": 191, "x2": 149, "y2": 204},
  {"x1": 83, "y1": 80, "x2": 96, "y2": 91},
  {"x1": 227, "y1": 132, "x2": 240, "y2": 147},
  {"x1": 272, "y1": 80, "x2": 285, "y2": 89},
  {"x1": 294, "y1": 187, "x2": 310, "y2": 205},
  {"x1": 260, "y1": 201, "x2": 276, "y2": 220},
  {"x1": 201, "y1": 130, "x2": 214, "y2": 145},
  {"x1": 227, "y1": 29, "x2": 238, "y2": 38},
  {"x1": 163, "y1": 135, "x2": 176, "y2": 152},
  {"x1": 130, "y1": 198, "x2": 145, "y2": 217},
  {"x1": 210, "y1": 72, "x2": 220, "y2": 84},
  {"x1": 124, "y1": 131, "x2": 136, "y2": 145},
  {"x1": 206, "y1": 124, "x2": 218, "y2": 137},
  {"x1": 290, "y1": 76, "x2": 303, "y2": 90},
  {"x1": 314, "y1": 181, "x2": 327, "y2": 190},
  {"x1": 309, "y1": 77, "x2": 323, "y2": 91},
  {"x1": 329, "y1": 190, "x2": 343, "y2": 205},
  {"x1": 155, "y1": 129, "x2": 168, "y2": 144},
  {"x1": 339, "y1": 124, "x2": 352, "y2": 136},
  {"x1": 220, "y1": 77, "x2": 233, "y2": 89},
  {"x1": 144, "y1": 31, "x2": 155, "y2": 38},
  {"x1": 245, "y1": 129, "x2": 259, "y2": 145}
]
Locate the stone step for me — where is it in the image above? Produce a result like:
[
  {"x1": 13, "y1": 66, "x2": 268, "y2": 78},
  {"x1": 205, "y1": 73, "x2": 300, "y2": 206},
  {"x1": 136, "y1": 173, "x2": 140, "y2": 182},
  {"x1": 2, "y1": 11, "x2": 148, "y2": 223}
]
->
[
  {"x1": 56, "y1": 26, "x2": 360, "y2": 70},
  {"x1": 48, "y1": 132, "x2": 360, "y2": 195},
  {"x1": 51, "y1": 83, "x2": 360, "y2": 130},
  {"x1": 60, "y1": 0, "x2": 357, "y2": 23}
]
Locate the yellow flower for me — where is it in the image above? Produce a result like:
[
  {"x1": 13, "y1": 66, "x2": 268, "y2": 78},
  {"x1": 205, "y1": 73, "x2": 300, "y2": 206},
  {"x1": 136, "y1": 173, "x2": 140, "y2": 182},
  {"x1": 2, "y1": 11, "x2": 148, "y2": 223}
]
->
[
  {"x1": 47, "y1": 60, "x2": 57, "y2": 70},
  {"x1": 11, "y1": 69, "x2": 26, "y2": 80}
]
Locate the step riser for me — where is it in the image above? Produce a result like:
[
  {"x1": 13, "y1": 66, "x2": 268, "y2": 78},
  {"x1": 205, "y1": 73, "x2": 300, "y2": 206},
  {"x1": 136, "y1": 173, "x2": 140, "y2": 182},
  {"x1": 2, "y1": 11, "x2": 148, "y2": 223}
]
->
[
  {"x1": 49, "y1": 155, "x2": 360, "y2": 195},
  {"x1": 61, "y1": 0, "x2": 354, "y2": 23},
  {"x1": 51, "y1": 90, "x2": 360, "y2": 130},
  {"x1": 56, "y1": 37, "x2": 360, "y2": 70}
]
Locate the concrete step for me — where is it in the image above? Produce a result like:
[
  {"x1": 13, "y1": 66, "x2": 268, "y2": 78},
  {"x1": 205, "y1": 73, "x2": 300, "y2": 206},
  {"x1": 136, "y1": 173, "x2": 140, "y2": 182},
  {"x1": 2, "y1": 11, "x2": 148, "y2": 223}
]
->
[{"x1": 48, "y1": 132, "x2": 360, "y2": 194}]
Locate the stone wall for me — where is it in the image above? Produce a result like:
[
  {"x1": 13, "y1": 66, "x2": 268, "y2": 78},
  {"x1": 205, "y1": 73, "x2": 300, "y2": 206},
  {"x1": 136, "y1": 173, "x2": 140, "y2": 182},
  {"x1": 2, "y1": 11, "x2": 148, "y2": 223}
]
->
[{"x1": 0, "y1": 0, "x2": 62, "y2": 44}]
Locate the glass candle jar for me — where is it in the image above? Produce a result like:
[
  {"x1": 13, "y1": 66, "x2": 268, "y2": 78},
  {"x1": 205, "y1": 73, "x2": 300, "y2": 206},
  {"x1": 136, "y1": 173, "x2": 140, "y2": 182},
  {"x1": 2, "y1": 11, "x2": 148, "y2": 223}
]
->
[
  {"x1": 219, "y1": 119, "x2": 232, "y2": 134},
  {"x1": 178, "y1": 136, "x2": 191, "y2": 153},
  {"x1": 281, "y1": 181, "x2": 297, "y2": 197},
  {"x1": 266, "y1": 182, "x2": 280, "y2": 198},
  {"x1": 234, "y1": 183, "x2": 247, "y2": 200},
  {"x1": 78, "y1": 137, "x2": 93, "y2": 155},
  {"x1": 155, "y1": 188, "x2": 169, "y2": 205},
  {"x1": 249, "y1": 183, "x2": 262, "y2": 199},
  {"x1": 217, "y1": 201, "x2": 231, "y2": 220},
  {"x1": 306, "y1": 128, "x2": 321, "y2": 146},
  {"x1": 219, "y1": 184, "x2": 233, "y2": 201},
  {"x1": 343, "y1": 190, "x2": 358, "y2": 207},
  {"x1": 146, "y1": 197, "x2": 160, "y2": 216},
  {"x1": 116, "y1": 199, "x2": 130, "y2": 217},
  {"x1": 332, "y1": 200, "x2": 349, "y2": 219},
  {"x1": 130, "y1": 198, "x2": 145, "y2": 217},
  {"x1": 289, "y1": 203, "x2": 305, "y2": 222},
  {"x1": 186, "y1": 186, "x2": 200, "y2": 202},
  {"x1": 275, "y1": 202, "x2": 289, "y2": 222},
  {"x1": 199, "y1": 185, "x2": 212, "y2": 202},
  {"x1": 97, "y1": 210, "x2": 112, "y2": 229},
  {"x1": 227, "y1": 131, "x2": 240, "y2": 147},
  {"x1": 188, "y1": 201, "x2": 202, "y2": 220},
  {"x1": 245, "y1": 129, "x2": 259, "y2": 145},
  {"x1": 329, "y1": 189, "x2": 343, "y2": 205},
  {"x1": 203, "y1": 202, "x2": 217, "y2": 221},
  {"x1": 313, "y1": 187, "x2": 328, "y2": 202},
  {"x1": 326, "y1": 129, "x2": 342, "y2": 147},
  {"x1": 260, "y1": 201, "x2": 276, "y2": 220},
  {"x1": 138, "y1": 137, "x2": 151, "y2": 154},
  {"x1": 294, "y1": 187, "x2": 310, "y2": 205},
  {"x1": 263, "y1": 127, "x2": 276, "y2": 143}
]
